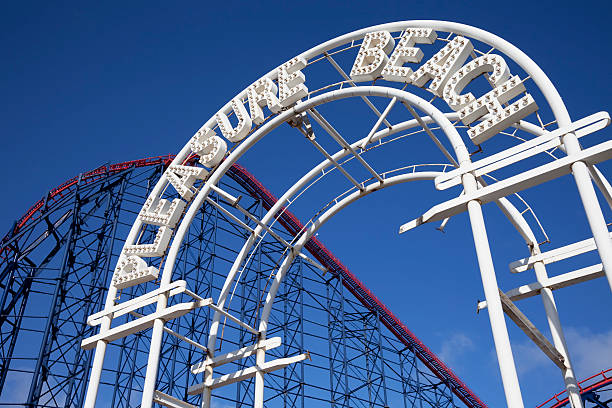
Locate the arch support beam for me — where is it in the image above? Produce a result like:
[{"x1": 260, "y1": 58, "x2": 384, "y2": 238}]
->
[
  {"x1": 462, "y1": 172, "x2": 525, "y2": 407},
  {"x1": 570, "y1": 159, "x2": 612, "y2": 292}
]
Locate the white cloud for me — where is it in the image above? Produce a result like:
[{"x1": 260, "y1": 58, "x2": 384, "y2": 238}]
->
[
  {"x1": 505, "y1": 326, "x2": 612, "y2": 378},
  {"x1": 512, "y1": 338, "x2": 549, "y2": 374},
  {"x1": 564, "y1": 326, "x2": 612, "y2": 378},
  {"x1": 437, "y1": 332, "x2": 476, "y2": 368}
]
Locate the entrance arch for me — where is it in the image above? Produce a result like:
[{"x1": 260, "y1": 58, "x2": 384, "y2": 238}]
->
[{"x1": 82, "y1": 21, "x2": 612, "y2": 408}]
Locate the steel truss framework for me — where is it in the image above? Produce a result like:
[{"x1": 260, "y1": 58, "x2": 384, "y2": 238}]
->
[{"x1": 0, "y1": 157, "x2": 476, "y2": 407}]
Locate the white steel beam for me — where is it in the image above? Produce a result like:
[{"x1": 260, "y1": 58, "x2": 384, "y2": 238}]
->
[
  {"x1": 479, "y1": 264, "x2": 605, "y2": 310},
  {"x1": 232, "y1": 201, "x2": 285, "y2": 239},
  {"x1": 435, "y1": 112, "x2": 610, "y2": 190},
  {"x1": 81, "y1": 298, "x2": 212, "y2": 350},
  {"x1": 323, "y1": 52, "x2": 393, "y2": 128},
  {"x1": 399, "y1": 139, "x2": 612, "y2": 233},
  {"x1": 309, "y1": 108, "x2": 384, "y2": 183},
  {"x1": 463, "y1": 173, "x2": 525, "y2": 407},
  {"x1": 210, "y1": 184, "x2": 241, "y2": 206},
  {"x1": 208, "y1": 195, "x2": 283, "y2": 245},
  {"x1": 207, "y1": 303, "x2": 259, "y2": 335},
  {"x1": 533, "y1": 258, "x2": 584, "y2": 408},
  {"x1": 304, "y1": 133, "x2": 364, "y2": 191},
  {"x1": 498, "y1": 290, "x2": 566, "y2": 370},
  {"x1": 153, "y1": 390, "x2": 197, "y2": 408},
  {"x1": 191, "y1": 337, "x2": 281, "y2": 374},
  {"x1": 589, "y1": 165, "x2": 612, "y2": 209},
  {"x1": 205, "y1": 197, "x2": 255, "y2": 234},
  {"x1": 230, "y1": 200, "x2": 328, "y2": 273},
  {"x1": 160, "y1": 325, "x2": 208, "y2": 352},
  {"x1": 401, "y1": 101, "x2": 459, "y2": 167},
  {"x1": 359, "y1": 97, "x2": 396, "y2": 149},
  {"x1": 86, "y1": 280, "x2": 188, "y2": 326},
  {"x1": 509, "y1": 232, "x2": 612, "y2": 273},
  {"x1": 129, "y1": 311, "x2": 208, "y2": 352},
  {"x1": 295, "y1": 250, "x2": 328, "y2": 272},
  {"x1": 188, "y1": 353, "x2": 308, "y2": 394},
  {"x1": 207, "y1": 197, "x2": 326, "y2": 272}
]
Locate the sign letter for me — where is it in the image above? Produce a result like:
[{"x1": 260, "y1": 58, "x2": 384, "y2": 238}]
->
[
  {"x1": 459, "y1": 76, "x2": 538, "y2": 145},
  {"x1": 443, "y1": 54, "x2": 510, "y2": 110},
  {"x1": 124, "y1": 226, "x2": 173, "y2": 258},
  {"x1": 189, "y1": 126, "x2": 227, "y2": 168},
  {"x1": 112, "y1": 255, "x2": 159, "y2": 289},
  {"x1": 381, "y1": 28, "x2": 437, "y2": 83},
  {"x1": 247, "y1": 78, "x2": 281, "y2": 125},
  {"x1": 410, "y1": 36, "x2": 473, "y2": 96},
  {"x1": 278, "y1": 57, "x2": 309, "y2": 108},
  {"x1": 216, "y1": 99, "x2": 252, "y2": 143},
  {"x1": 350, "y1": 31, "x2": 395, "y2": 82},
  {"x1": 165, "y1": 164, "x2": 209, "y2": 201},
  {"x1": 138, "y1": 195, "x2": 186, "y2": 228}
]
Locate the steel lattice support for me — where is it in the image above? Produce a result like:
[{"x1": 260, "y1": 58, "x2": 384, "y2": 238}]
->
[
  {"x1": 326, "y1": 274, "x2": 351, "y2": 407},
  {"x1": 0, "y1": 163, "x2": 161, "y2": 407},
  {"x1": 0, "y1": 157, "x2": 476, "y2": 407}
]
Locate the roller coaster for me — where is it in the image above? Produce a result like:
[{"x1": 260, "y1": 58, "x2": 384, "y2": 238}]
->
[{"x1": 2, "y1": 19, "x2": 612, "y2": 408}]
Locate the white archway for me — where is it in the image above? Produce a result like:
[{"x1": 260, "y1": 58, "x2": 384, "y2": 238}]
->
[{"x1": 82, "y1": 21, "x2": 612, "y2": 408}]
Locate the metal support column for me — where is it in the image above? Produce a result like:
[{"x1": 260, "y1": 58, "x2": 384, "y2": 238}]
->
[
  {"x1": 532, "y1": 259, "x2": 583, "y2": 408},
  {"x1": 26, "y1": 176, "x2": 83, "y2": 407},
  {"x1": 463, "y1": 172, "x2": 525, "y2": 408},
  {"x1": 562, "y1": 134, "x2": 612, "y2": 291}
]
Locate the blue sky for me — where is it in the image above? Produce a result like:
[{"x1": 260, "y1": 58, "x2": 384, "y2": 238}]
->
[{"x1": 1, "y1": 1, "x2": 612, "y2": 406}]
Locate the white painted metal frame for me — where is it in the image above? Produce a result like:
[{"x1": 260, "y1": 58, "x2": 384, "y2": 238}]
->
[
  {"x1": 80, "y1": 20, "x2": 612, "y2": 408},
  {"x1": 399, "y1": 137, "x2": 612, "y2": 232},
  {"x1": 188, "y1": 87, "x2": 532, "y2": 408}
]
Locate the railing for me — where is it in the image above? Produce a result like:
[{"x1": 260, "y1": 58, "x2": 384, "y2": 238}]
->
[{"x1": 537, "y1": 368, "x2": 612, "y2": 408}]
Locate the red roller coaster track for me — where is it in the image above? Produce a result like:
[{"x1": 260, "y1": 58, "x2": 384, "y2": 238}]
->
[
  {"x1": 1, "y1": 155, "x2": 487, "y2": 408},
  {"x1": 537, "y1": 368, "x2": 612, "y2": 408}
]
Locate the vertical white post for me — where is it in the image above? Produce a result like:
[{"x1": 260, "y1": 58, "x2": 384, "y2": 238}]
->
[
  {"x1": 533, "y1": 259, "x2": 583, "y2": 408},
  {"x1": 82, "y1": 335, "x2": 108, "y2": 408},
  {"x1": 463, "y1": 173, "x2": 525, "y2": 408},
  {"x1": 253, "y1": 341, "x2": 266, "y2": 408},
  {"x1": 200, "y1": 318, "x2": 218, "y2": 408},
  {"x1": 564, "y1": 134, "x2": 612, "y2": 292},
  {"x1": 200, "y1": 365, "x2": 213, "y2": 408},
  {"x1": 83, "y1": 285, "x2": 118, "y2": 408},
  {"x1": 140, "y1": 292, "x2": 169, "y2": 408}
]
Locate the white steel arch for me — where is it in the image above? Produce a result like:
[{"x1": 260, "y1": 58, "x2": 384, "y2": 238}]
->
[
  {"x1": 191, "y1": 87, "x2": 584, "y2": 408},
  {"x1": 81, "y1": 20, "x2": 612, "y2": 408}
]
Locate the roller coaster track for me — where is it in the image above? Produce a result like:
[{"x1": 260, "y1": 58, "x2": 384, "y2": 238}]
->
[{"x1": 538, "y1": 368, "x2": 612, "y2": 408}]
